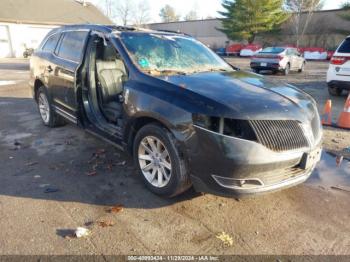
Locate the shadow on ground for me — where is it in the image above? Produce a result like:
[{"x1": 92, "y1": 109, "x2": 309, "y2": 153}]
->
[{"x1": 0, "y1": 97, "x2": 202, "y2": 210}]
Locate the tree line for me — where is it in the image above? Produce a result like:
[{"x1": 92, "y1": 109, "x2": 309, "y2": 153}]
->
[
  {"x1": 98, "y1": 0, "x2": 201, "y2": 26},
  {"x1": 99, "y1": 0, "x2": 350, "y2": 47}
]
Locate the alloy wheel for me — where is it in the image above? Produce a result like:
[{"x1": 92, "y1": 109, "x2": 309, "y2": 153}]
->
[
  {"x1": 138, "y1": 136, "x2": 172, "y2": 188},
  {"x1": 38, "y1": 92, "x2": 50, "y2": 124}
]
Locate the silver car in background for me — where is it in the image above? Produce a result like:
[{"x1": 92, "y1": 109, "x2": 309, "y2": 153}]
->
[{"x1": 250, "y1": 47, "x2": 306, "y2": 75}]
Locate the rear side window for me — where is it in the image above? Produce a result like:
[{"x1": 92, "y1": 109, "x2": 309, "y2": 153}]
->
[
  {"x1": 338, "y1": 38, "x2": 350, "y2": 53},
  {"x1": 56, "y1": 31, "x2": 88, "y2": 62},
  {"x1": 42, "y1": 33, "x2": 60, "y2": 53}
]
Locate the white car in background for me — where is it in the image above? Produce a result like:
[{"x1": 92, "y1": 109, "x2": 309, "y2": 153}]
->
[
  {"x1": 250, "y1": 47, "x2": 305, "y2": 75},
  {"x1": 327, "y1": 36, "x2": 350, "y2": 96}
]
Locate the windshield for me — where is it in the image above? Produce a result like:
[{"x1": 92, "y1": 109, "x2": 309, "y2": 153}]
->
[
  {"x1": 120, "y1": 32, "x2": 233, "y2": 75},
  {"x1": 260, "y1": 47, "x2": 285, "y2": 54}
]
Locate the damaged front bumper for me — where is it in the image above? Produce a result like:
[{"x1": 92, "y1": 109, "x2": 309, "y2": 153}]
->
[{"x1": 186, "y1": 126, "x2": 322, "y2": 196}]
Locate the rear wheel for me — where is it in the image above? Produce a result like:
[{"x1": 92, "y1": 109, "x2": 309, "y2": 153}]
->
[
  {"x1": 133, "y1": 123, "x2": 191, "y2": 197},
  {"x1": 284, "y1": 63, "x2": 290, "y2": 75},
  {"x1": 37, "y1": 86, "x2": 65, "y2": 127},
  {"x1": 328, "y1": 85, "x2": 343, "y2": 96}
]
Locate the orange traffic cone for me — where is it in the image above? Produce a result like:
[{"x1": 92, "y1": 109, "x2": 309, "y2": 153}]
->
[
  {"x1": 337, "y1": 94, "x2": 350, "y2": 129},
  {"x1": 321, "y1": 99, "x2": 332, "y2": 126}
]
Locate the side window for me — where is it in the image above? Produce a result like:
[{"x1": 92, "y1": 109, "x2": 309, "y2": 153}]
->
[
  {"x1": 56, "y1": 31, "x2": 88, "y2": 62},
  {"x1": 286, "y1": 49, "x2": 292, "y2": 56},
  {"x1": 42, "y1": 33, "x2": 60, "y2": 53},
  {"x1": 338, "y1": 38, "x2": 350, "y2": 53}
]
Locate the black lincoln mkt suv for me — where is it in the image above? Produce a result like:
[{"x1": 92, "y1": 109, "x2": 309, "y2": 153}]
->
[{"x1": 29, "y1": 25, "x2": 322, "y2": 197}]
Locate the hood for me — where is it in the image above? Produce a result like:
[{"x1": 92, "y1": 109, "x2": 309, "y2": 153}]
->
[{"x1": 158, "y1": 70, "x2": 317, "y2": 122}]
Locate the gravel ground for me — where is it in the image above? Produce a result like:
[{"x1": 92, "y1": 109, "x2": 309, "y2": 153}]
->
[{"x1": 0, "y1": 58, "x2": 349, "y2": 256}]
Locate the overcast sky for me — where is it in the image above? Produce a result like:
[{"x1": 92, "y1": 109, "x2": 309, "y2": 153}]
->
[{"x1": 89, "y1": 0, "x2": 349, "y2": 23}]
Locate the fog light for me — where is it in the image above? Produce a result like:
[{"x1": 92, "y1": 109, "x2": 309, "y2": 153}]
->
[{"x1": 212, "y1": 175, "x2": 264, "y2": 189}]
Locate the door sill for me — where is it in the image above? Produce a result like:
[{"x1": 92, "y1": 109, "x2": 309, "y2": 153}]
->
[{"x1": 85, "y1": 128, "x2": 124, "y2": 151}]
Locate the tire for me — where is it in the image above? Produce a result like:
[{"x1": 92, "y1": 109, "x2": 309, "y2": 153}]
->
[
  {"x1": 298, "y1": 62, "x2": 305, "y2": 73},
  {"x1": 253, "y1": 69, "x2": 259, "y2": 74},
  {"x1": 37, "y1": 86, "x2": 66, "y2": 127},
  {"x1": 133, "y1": 123, "x2": 192, "y2": 197},
  {"x1": 328, "y1": 86, "x2": 342, "y2": 96},
  {"x1": 284, "y1": 63, "x2": 290, "y2": 75}
]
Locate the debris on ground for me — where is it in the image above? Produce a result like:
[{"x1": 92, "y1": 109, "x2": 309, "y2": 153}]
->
[
  {"x1": 65, "y1": 140, "x2": 73, "y2": 146},
  {"x1": 75, "y1": 227, "x2": 90, "y2": 238},
  {"x1": 106, "y1": 163, "x2": 113, "y2": 171},
  {"x1": 332, "y1": 139, "x2": 340, "y2": 144},
  {"x1": 49, "y1": 165, "x2": 59, "y2": 171},
  {"x1": 116, "y1": 161, "x2": 126, "y2": 166},
  {"x1": 86, "y1": 171, "x2": 98, "y2": 177},
  {"x1": 44, "y1": 187, "x2": 59, "y2": 193},
  {"x1": 97, "y1": 220, "x2": 115, "y2": 227},
  {"x1": 216, "y1": 232, "x2": 234, "y2": 247},
  {"x1": 25, "y1": 161, "x2": 38, "y2": 167},
  {"x1": 96, "y1": 149, "x2": 106, "y2": 155},
  {"x1": 89, "y1": 149, "x2": 106, "y2": 163},
  {"x1": 64, "y1": 233, "x2": 76, "y2": 240},
  {"x1": 331, "y1": 186, "x2": 350, "y2": 193},
  {"x1": 84, "y1": 221, "x2": 94, "y2": 227},
  {"x1": 10, "y1": 140, "x2": 22, "y2": 150},
  {"x1": 107, "y1": 204, "x2": 124, "y2": 213}
]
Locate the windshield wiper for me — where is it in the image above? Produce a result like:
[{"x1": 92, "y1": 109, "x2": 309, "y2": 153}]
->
[
  {"x1": 189, "y1": 68, "x2": 232, "y2": 74},
  {"x1": 145, "y1": 69, "x2": 188, "y2": 76}
]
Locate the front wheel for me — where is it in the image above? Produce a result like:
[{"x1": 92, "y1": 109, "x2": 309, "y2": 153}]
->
[
  {"x1": 133, "y1": 123, "x2": 191, "y2": 197},
  {"x1": 298, "y1": 62, "x2": 305, "y2": 73},
  {"x1": 37, "y1": 86, "x2": 65, "y2": 127}
]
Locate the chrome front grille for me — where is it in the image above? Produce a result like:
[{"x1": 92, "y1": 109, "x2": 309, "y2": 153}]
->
[{"x1": 249, "y1": 120, "x2": 309, "y2": 152}]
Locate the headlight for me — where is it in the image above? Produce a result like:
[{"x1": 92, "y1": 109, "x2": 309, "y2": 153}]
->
[
  {"x1": 192, "y1": 114, "x2": 221, "y2": 132},
  {"x1": 192, "y1": 114, "x2": 257, "y2": 141}
]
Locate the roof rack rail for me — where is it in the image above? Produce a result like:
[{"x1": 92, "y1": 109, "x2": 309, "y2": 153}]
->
[{"x1": 155, "y1": 29, "x2": 192, "y2": 36}]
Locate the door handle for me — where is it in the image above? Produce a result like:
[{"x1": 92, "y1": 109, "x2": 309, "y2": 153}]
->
[{"x1": 47, "y1": 65, "x2": 53, "y2": 73}]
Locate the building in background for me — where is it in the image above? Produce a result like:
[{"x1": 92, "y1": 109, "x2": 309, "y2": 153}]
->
[
  {"x1": 147, "y1": 9, "x2": 350, "y2": 50},
  {"x1": 0, "y1": 0, "x2": 112, "y2": 58}
]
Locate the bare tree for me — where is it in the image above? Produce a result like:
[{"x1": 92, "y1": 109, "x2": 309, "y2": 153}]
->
[
  {"x1": 159, "y1": 5, "x2": 180, "y2": 22},
  {"x1": 103, "y1": 0, "x2": 113, "y2": 18},
  {"x1": 184, "y1": 10, "x2": 198, "y2": 21},
  {"x1": 285, "y1": 0, "x2": 324, "y2": 47},
  {"x1": 113, "y1": 0, "x2": 135, "y2": 26},
  {"x1": 133, "y1": 0, "x2": 151, "y2": 26}
]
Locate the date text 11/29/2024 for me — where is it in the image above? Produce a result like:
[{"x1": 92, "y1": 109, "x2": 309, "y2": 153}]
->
[{"x1": 127, "y1": 255, "x2": 219, "y2": 261}]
